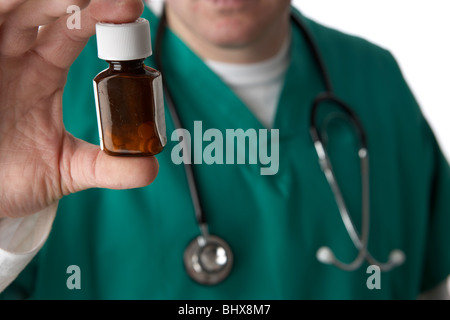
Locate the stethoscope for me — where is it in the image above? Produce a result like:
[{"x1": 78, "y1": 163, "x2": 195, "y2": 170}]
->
[{"x1": 154, "y1": 6, "x2": 405, "y2": 285}]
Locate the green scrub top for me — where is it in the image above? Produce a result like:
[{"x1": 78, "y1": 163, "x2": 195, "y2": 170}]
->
[{"x1": 2, "y1": 6, "x2": 449, "y2": 300}]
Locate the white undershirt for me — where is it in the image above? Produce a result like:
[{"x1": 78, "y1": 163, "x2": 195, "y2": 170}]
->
[{"x1": 205, "y1": 38, "x2": 291, "y2": 128}]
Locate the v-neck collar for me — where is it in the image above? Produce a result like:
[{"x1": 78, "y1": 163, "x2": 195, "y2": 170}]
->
[
  {"x1": 159, "y1": 27, "x2": 264, "y2": 132},
  {"x1": 149, "y1": 8, "x2": 325, "y2": 140},
  {"x1": 272, "y1": 14, "x2": 325, "y2": 139}
]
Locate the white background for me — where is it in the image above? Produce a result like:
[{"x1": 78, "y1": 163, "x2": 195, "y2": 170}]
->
[{"x1": 293, "y1": 0, "x2": 450, "y2": 161}]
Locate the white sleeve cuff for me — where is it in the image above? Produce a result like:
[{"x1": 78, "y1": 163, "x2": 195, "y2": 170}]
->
[{"x1": 0, "y1": 202, "x2": 58, "y2": 293}]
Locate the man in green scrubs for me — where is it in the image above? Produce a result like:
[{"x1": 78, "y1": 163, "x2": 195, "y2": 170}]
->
[{"x1": 0, "y1": 0, "x2": 449, "y2": 299}]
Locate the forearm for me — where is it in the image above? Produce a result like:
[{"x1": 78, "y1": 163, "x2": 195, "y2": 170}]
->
[{"x1": 0, "y1": 202, "x2": 58, "y2": 293}]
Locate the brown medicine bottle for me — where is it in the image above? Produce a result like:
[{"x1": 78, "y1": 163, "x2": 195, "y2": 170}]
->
[{"x1": 93, "y1": 18, "x2": 166, "y2": 156}]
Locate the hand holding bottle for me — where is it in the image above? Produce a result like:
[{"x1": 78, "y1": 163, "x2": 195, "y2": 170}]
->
[{"x1": 0, "y1": 0, "x2": 159, "y2": 219}]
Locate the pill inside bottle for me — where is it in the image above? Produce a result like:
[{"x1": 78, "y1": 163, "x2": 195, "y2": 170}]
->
[{"x1": 93, "y1": 18, "x2": 166, "y2": 156}]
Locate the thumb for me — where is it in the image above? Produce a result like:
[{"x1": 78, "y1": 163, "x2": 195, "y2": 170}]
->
[{"x1": 63, "y1": 137, "x2": 159, "y2": 193}]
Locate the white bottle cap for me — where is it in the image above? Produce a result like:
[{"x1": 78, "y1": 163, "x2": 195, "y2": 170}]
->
[{"x1": 96, "y1": 18, "x2": 152, "y2": 61}]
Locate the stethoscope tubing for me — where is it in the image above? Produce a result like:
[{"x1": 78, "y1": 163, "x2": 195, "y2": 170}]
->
[
  {"x1": 155, "y1": 6, "x2": 207, "y2": 230},
  {"x1": 154, "y1": 5, "x2": 405, "y2": 277}
]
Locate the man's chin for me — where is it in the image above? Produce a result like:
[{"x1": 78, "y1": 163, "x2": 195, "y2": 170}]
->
[
  {"x1": 202, "y1": 23, "x2": 258, "y2": 48},
  {"x1": 205, "y1": 35, "x2": 256, "y2": 50},
  {"x1": 203, "y1": 0, "x2": 253, "y2": 12}
]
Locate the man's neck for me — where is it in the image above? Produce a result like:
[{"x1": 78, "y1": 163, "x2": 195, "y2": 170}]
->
[{"x1": 165, "y1": 6, "x2": 290, "y2": 64}]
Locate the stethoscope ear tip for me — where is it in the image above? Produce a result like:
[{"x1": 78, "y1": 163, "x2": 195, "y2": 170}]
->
[
  {"x1": 389, "y1": 249, "x2": 406, "y2": 266},
  {"x1": 316, "y1": 246, "x2": 335, "y2": 264}
]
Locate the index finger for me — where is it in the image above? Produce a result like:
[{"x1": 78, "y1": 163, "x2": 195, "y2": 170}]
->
[
  {"x1": 0, "y1": 0, "x2": 91, "y2": 57},
  {"x1": 0, "y1": 0, "x2": 27, "y2": 26},
  {"x1": 34, "y1": 0, "x2": 145, "y2": 70}
]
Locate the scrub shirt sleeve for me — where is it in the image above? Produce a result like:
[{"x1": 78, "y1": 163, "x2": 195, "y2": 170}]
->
[
  {"x1": 0, "y1": 202, "x2": 57, "y2": 293},
  {"x1": 383, "y1": 49, "x2": 450, "y2": 294},
  {"x1": 420, "y1": 127, "x2": 450, "y2": 292}
]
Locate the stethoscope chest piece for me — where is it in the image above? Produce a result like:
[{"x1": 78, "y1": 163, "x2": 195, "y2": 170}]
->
[{"x1": 184, "y1": 234, "x2": 233, "y2": 285}]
